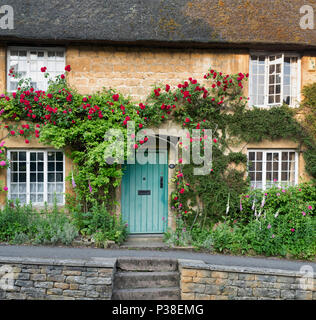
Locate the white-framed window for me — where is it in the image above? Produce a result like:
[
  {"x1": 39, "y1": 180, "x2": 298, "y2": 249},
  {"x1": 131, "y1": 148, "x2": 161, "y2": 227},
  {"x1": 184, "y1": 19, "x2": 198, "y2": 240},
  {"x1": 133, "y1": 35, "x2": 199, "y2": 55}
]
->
[
  {"x1": 248, "y1": 150, "x2": 298, "y2": 190},
  {"x1": 249, "y1": 52, "x2": 301, "y2": 108},
  {"x1": 6, "y1": 150, "x2": 65, "y2": 205},
  {"x1": 7, "y1": 47, "x2": 65, "y2": 92}
]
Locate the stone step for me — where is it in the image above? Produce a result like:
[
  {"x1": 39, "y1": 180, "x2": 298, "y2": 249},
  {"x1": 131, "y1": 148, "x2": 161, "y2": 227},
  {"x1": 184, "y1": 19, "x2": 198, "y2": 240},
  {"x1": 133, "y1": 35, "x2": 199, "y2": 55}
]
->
[
  {"x1": 120, "y1": 242, "x2": 168, "y2": 249},
  {"x1": 112, "y1": 287, "x2": 181, "y2": 300},
  {"x1": 114, "y1": 271, "x2": 179, "y2": 289},
  {"x1": 126, "y1": 234, "x2": 164, "y2": 243},
  {"x1": 116, "y1": 258, "x2": 178, "y2": 272}
]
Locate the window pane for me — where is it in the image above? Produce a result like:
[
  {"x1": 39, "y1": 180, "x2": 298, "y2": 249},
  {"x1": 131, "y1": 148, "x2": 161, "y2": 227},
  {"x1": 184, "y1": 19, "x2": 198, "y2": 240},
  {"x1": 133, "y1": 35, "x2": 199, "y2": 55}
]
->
[
  {"x1": 266, "y1": 162, "x2": 272, "y2": 171},
  {"x1": 282, "y1": 162, "x2": 288, "y2": 170},
  {"x1": 37, "y1": 183, "x2": 44, "y2": 192},
  {"x1": 56, "y1": 152, "x2": 63, "y2": 161},
  {"x1": 249, "y1": 152, "x2": 255, "y2": 161},
  {"x1": 48, "y1": 162, "x2": 55, "y2": 171},
  {"x1": 19, "y1": 162, "x2": 27, "y2": 171},
  {"x1": 30, "y1": 173, "x2": 36, "y2": 182},
  {"x1": 257, "y1": 152, "x2": 263, "y2": 161},
  {"x1": 273, "y1": 162, "x2": 278, "y2": 170},
  {"x1": 256, "y1": 162, "x2": 262, "y2": 171},
  {"x1": 38, "y1": 162, "x2": 43, "y2": 171},
  {"x1": 37, "y1": 173, "x2": 43, "y2": 182},
  {"x1": 19, "y1": 188, "x2": 27, "y2": 199},
  {"x1": 19, "y1": 173, "x2": 26, "y2": 182},
  {"x1": 266, "y1": 172, "x2": 272, "y2": 181},
  {"x1": 30, "y1": 162, "x2": 36, "y2": 171},
  {"x1": 11, "y1": 173, "x2": 18, "y2": 182},
  {"x1": 30, "y1": 194, "x2": 36, "y2": 203},
  {"x1": 56, "y1": 162, "x2": 63, "y2": 171},
  {"x1": 12, "y1": 162, "x2": 18, "y2": 171},
  {"x1": 30, "y1": 183, "x2": 36, "y2": 193},
  {"x1": 48, "y1": 152, "x2": 55, "y2": 161},
  {"x1": 19, "y1": 152, "x2": 26, "y2": 161}
]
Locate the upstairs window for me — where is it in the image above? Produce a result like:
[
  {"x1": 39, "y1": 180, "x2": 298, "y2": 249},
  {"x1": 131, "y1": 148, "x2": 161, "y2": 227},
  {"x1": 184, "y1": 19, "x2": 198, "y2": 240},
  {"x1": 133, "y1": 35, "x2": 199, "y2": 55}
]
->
[
  {"x1": 249, "y1": 53, "x2": 300, "y2": 108},
  {"x1": 7, "y1": 47, "x2": 65, "y2": 92}
]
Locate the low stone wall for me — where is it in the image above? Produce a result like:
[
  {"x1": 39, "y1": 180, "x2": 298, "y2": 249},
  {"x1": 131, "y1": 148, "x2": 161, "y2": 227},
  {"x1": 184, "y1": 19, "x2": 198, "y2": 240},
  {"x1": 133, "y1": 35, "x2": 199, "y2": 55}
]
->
[
  {"x1": 179, "y1": 260, "x2": 316, "y2": 300},
  {"x1": 0, "y1": 257, "x2": 116, "y2": 300}
]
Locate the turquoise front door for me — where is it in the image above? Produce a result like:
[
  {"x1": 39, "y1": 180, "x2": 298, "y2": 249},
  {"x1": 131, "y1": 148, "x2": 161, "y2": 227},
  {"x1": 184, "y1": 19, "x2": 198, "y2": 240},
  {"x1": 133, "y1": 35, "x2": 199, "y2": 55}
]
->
[{"x1": 121, "y1": 151, "x2": 168, "y2": 234}]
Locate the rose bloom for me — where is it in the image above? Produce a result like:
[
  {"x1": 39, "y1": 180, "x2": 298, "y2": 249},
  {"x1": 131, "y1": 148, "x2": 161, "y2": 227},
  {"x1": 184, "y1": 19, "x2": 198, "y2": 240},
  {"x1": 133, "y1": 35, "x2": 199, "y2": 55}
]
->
[{"x1": 0, "y1": 160, "x2": 6, "y2": 166}]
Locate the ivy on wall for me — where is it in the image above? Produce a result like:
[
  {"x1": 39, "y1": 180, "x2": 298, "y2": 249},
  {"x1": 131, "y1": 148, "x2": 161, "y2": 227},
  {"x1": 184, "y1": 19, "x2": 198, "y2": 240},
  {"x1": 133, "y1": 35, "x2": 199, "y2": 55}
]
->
[{"x1": 0, "y1": 66, "x2": 315, "y2": 228}]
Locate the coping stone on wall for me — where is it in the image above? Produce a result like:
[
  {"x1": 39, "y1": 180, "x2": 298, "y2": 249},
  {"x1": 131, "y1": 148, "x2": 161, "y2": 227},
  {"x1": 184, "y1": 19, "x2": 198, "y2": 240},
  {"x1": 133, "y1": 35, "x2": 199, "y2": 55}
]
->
[
  {"x1": 0, "y1": 256, "x2": 116, "y2": 268},
  {"x1": 178, "y1": 259, "x2": 316, "y2": 279}
]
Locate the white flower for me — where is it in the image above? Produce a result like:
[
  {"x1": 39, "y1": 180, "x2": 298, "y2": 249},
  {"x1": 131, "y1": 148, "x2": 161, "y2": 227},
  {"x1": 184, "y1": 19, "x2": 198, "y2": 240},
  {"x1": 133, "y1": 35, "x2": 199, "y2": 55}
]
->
[
  {"x1": 274, "y1": 210, "x2": 279, "y2": 218},
  {"x1": 257, "y1": 208, "x2": 262, "y2": 218},
  {"x1": 226, "y1": 193, "x2": 230, "y2": 215},
  {"x1": 261, "y1": 196, "x2": 265, "y2": 208}
]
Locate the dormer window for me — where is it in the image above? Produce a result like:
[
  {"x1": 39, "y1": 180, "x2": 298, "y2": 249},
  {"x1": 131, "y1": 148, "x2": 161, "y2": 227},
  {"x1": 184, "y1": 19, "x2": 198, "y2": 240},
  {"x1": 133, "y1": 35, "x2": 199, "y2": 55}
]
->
[
  {"x1": 249, "y1": 53, "x2": 301, "y2": 108},
  {"x1": 7, "y1": 47, "x2": 65, "y2": 92}
]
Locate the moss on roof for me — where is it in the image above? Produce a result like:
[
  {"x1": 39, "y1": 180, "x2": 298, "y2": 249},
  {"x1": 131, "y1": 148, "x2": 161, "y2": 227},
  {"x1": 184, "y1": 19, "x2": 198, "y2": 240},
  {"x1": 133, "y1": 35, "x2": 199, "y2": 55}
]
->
[{"x1": 0, "y1": 0, "x2": 315, "y2": 47}]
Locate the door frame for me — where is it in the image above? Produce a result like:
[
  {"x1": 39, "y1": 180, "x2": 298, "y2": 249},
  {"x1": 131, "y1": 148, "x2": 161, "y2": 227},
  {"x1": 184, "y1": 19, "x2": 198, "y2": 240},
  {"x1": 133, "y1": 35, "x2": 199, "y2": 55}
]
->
[{"x1": 121, "y1": 149, "x2": 168, "y2": 234}]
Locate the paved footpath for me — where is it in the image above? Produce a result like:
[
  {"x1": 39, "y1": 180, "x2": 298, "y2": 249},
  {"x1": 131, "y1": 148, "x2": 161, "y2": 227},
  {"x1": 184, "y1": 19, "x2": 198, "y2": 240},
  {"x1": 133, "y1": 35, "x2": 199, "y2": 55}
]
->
[{"x1": 0, "y1": 244, "x2": 315, "y2": 273}]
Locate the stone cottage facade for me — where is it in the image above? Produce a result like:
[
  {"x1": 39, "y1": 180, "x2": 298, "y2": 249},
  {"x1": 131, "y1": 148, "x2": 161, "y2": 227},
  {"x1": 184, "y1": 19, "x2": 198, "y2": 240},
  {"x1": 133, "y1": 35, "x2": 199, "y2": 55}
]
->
[{"x1": 0, "y1": 0, "x2": 315, "y2": 233}]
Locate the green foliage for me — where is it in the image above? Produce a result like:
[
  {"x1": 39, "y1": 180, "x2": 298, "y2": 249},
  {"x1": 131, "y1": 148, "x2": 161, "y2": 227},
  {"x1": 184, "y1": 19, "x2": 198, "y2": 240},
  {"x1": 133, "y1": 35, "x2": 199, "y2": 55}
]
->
[
  {"x1": 209, "y1": 206, "x2": 316, "y2": 260},
  {"x1": 239, "y1": 183, "x2": 316, "y2": 224},
  {"x1": 0, "y1": 64, "x2": 315, "y2": 258},
  {"x1": 227, "y1": 104, "x2": 316, "y2": 180},
  {"x1": 300, "y1": 82, "x2": 316, "y2": 141},
  {"x1": 0, "y1": 200, "x2": 77, "y2": 245},
  {"x1": 228, "y1": 104, "x2": 302, "y2": 143},
  {"x1": 163, "y1": 216, "x2": 192, "y2": 247},
  {"x1": 167, "y1": 183, "x2": 316, "y2": 260},
  {"x1": 71, "y1": 203, "x2": 128, "y2": 246}
]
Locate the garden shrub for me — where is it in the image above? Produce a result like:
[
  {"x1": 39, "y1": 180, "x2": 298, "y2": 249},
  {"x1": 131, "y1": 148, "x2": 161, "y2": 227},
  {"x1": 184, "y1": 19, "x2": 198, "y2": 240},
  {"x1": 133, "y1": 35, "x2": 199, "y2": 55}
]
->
[
  {"x1": 71, "y1": 203, "x2": 128, "y2": 246},
  {"x1": 165, "y1": 183, "x2": 316, "y2": 260},
  {"x1": 0, "y1": 200, "x2": 77, "y2": 245}
]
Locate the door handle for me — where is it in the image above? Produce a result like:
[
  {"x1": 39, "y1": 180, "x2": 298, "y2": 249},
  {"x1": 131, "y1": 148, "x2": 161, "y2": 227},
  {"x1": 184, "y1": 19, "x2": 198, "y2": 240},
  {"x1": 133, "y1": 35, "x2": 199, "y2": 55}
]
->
[{"x1": 160, "y1": 176, "x2": 163, "y2": 188}]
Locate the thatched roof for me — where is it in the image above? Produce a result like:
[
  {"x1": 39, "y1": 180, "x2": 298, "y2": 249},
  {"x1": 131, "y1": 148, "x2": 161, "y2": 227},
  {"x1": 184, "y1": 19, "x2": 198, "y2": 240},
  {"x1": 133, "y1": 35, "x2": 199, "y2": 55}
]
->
[{"x1": 0, "y1": 0, "x2": 315, "y2": 49}]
